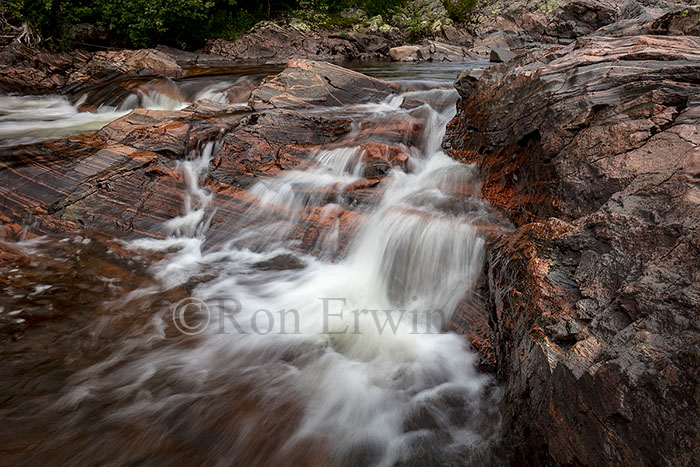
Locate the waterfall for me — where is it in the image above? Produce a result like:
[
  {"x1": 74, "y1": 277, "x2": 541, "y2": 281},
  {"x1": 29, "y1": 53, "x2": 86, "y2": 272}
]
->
[{"x1": 2, "y1": 63, "x2": 503, "y2": 466}]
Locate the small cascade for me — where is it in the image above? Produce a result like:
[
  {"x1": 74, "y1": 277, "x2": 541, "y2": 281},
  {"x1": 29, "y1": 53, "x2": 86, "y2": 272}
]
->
[
  {"x1": 0, "y1": 74, "x2": 258, "y2": 148},
  {"x1": 0, "y1": 62, "x2": 504, "y2": 467},
  {"x1": 0, "y1": 95, "x2": 129, "y2": 148},
  {"x1": 56, "y1": 83, "x2": 502, "y2": 465}
]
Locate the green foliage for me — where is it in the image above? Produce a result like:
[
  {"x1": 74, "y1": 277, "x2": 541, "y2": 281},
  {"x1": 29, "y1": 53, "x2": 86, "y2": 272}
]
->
[
  {"x1": 97, "y1": 0, "x2": 213, "y2": 48},
  {"x1": 2, "y1": 0, "x2": 467, "y2": 49},
  {"x1": 442, "y1": 0, "x2": 477, "y2": 23},
  {"x1": 362, "y1": 0, "x2": 406, "y2": 17}
]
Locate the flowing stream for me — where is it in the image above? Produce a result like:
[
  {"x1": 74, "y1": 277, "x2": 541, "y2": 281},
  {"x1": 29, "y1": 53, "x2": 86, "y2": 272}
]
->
[{"x1": 0, "y1": 62, "x2": 506, "y2": 466}]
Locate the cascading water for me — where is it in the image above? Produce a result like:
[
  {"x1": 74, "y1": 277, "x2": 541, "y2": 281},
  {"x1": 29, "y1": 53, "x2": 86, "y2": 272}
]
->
[
  {"x1": 0, "y1": 63, "x2": 505, "y2": 466},
  {"x1": 0, "y1": 75, "x2": 253, "y2": 148}
]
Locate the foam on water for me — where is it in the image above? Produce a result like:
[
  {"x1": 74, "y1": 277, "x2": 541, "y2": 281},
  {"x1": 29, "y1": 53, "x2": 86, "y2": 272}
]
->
[
  {"x1": 0, "y1": 78, "x2": 239, "y2": 148},
  {"x1": 46, "y1": 85, "x2": 504, "y2": 465},
  {"x1": 0, "y1": 95, "x2": 129, "y2": 148}
]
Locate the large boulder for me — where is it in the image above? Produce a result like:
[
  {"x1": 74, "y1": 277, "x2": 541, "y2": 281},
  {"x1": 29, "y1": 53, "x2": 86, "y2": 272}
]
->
[
  {"x1": 445, "y1": 34, "x2": 700, "y2": 465},
  {"x1": 390, "y1": 42, "x2": 479, "y2": 62},
  {"x1": 389, "y1": 45, "x2": 420, "y2": 61},
  {"x1": 489, "y1": 47, "x2": 515, "y2": 62},
  {"x1": 249, "y1": 59, "x2": 400, "y2": 110}
]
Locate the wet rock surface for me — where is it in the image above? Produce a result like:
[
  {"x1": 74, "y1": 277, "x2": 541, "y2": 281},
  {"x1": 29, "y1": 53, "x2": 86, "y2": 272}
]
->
[
  {"x1": 0, "y1": 43, "x2": 232, "y2": 95},
  {"x1": 0, "y1": 61, "x2": 416, "y2": 256},
  {"x1": 446, "y1": 32, "x2": 700, "y2": 465},
  {"x1": 0, "y1": 98, "x2": 354, "y2": 246}
]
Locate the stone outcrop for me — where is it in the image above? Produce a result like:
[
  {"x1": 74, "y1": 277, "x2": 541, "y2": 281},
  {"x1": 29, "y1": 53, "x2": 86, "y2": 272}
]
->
[
  {"x1": 445, "y1": 33, "x2": 700, "y2": 465},
  {"x1": 469, "y1": 0, "x2": 695, "y2": 49},
  {"x1": 389, "y1": 41, "x2": 480, "y2": 62},
  {"x1": 0, "y1": 43, "x2": 231, "y2": 96},
  {"x1": 0, "y1": 61, "x2": 413, "y2": 257},
  {"x1": 651, "y1": 5, "x2": 700, "y2": 35},
  {"x1": 249, "y1": 59, "x2": 400, "y2": 110},
  {"x1": 0, "y1": 101, "x2": 351, "y2": 245},
  {"x1": 204, "y1": 23, "x2": 394, "y2": 63}
]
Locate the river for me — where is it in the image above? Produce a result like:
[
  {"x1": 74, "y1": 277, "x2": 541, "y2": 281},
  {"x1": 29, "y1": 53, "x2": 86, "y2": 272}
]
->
[{"x1": 0, "y1": 61, "x2": 508, "y2": 466}]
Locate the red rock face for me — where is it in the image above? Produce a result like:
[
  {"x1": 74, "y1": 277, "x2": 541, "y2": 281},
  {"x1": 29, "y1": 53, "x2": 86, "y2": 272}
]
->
[{"x1": 445, "y1": 34, "x2": 700, "y2": 465}]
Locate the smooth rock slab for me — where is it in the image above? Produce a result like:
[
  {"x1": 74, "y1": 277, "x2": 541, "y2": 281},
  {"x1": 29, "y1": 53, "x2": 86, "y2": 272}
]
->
[{"x1": 249, "y1": 59, "x2": 400, "y2": 110}]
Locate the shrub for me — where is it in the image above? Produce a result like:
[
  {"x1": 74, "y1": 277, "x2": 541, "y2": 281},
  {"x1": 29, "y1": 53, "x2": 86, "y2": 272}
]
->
[
  {"x1": 1, "y1": 0, "x2": 457, "y2": 49},
  {"x1": 442, "y1": 0, "x2": 477, "y2": 23}
]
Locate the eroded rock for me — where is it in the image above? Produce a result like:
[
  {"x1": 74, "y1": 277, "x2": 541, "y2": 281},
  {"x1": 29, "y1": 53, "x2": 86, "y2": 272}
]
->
[
  {"x1": 204, "y1": 23, "x2": 393, "y2": 63},
  {"x1": 0, "y1": 43, "x2": 199, "y2": 95},
  {"x1": 249, "y1": 59, "x2": 400, "y2": 110},
  {"x1": 445, "y1": 33, "x2": 700, "y2": 466}
]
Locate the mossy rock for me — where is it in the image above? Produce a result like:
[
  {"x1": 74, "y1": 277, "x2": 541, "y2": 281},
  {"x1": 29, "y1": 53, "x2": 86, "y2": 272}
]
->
[{"x1": 289, "y1": 19, "x2": 312, "y2": 32}]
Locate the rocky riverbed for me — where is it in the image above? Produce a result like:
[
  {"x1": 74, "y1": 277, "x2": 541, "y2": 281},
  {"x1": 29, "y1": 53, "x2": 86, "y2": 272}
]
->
[{"x1": 1, "y1": 1, "x2": 699, "y2": 466}]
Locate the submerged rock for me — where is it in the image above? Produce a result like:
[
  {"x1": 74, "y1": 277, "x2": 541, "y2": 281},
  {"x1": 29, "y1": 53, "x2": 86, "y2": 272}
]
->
[{"x1": 446, "y1": 33, "x2": 700, "y2": 466}]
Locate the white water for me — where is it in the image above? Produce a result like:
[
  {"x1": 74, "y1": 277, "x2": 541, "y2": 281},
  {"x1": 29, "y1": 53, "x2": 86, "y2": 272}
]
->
[
  {"x1": 0, "y1": 95, "x2": 130, "y2": 148},
  {"x1": 0, "y1": 79, "x2": 238, "y2": 148},
  {"x1": 48, "y1": 86, "x2": 503, "y2": 465}
]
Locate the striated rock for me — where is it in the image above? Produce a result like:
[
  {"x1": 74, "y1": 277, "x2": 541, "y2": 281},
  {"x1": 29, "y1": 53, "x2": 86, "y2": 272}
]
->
[
  {"x1": 0, "y1": 43, "x2": 222, "y2": 96},
  {"x1": 453, "y1": 68, "x2": 485, "y2": 97},
  {"x1": 651, "y1": 6, "x2": 700, "y2": 35},
  {"x1": 209, "y1": 110, "x2": 351, "y2": 189},
  {"x1": 0, "y1": 61, "x2": 417, "y2": 256},
  {"x1": 117, "y1": 49, "x2": 182, "y2": 77},
  {"x1": 446, "y1": 34, "x2": 700, "y2": 466},
  {"x1": 390, "y1": 41, "x2": 479, "y2": 62},
  {"x1": 471, "y1": 30, "x2": 541, "y2": 56},
  {"x1": 0, "y1": 98, "x2": 356, "y2": 245},
  {"x1": 545, "y1": 0, "x2": 622, "y2": 40},
  {"x1": 97, "y1": 102, "x2": 241, "y2": 157},
  {"x1": 249, "y1": 59, "x2": 400, "y2": 110},
  {"x1": 468, "y1": 0, "x2": 686, "y2": 47},
  {"x1": 438, "y1": 25, "x2": 475, "y2": 47},
  {"x1": 419, "y1": 41, "x2": 480, "y2": 61}
]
